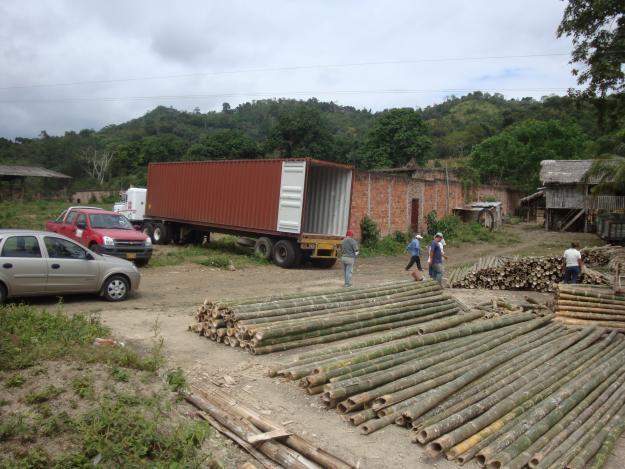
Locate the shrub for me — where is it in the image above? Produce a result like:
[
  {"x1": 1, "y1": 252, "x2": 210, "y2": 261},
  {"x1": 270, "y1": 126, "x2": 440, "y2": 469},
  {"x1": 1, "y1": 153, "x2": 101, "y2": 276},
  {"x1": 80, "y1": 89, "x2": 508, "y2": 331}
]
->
[
  {"x1": 393, "y1": 231, "x2": 409, "y2": 244},
  {"x1": 360, "y1": 215, "x2": 380, "y2": 247}
]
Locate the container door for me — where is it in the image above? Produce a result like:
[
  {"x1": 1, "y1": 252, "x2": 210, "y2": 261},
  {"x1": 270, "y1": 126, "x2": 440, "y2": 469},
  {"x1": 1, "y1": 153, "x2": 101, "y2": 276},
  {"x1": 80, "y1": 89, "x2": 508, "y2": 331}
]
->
[{"x1": 277, "y1": 160, "x2": 306, "y2": 233}]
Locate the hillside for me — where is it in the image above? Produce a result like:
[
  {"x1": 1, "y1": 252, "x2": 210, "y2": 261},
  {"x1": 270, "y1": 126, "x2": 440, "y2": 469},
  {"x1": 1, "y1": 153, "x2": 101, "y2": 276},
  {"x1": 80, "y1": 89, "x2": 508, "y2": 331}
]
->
[{"x1": 0, "y1": 93, "x2": 623, "y2": 194}]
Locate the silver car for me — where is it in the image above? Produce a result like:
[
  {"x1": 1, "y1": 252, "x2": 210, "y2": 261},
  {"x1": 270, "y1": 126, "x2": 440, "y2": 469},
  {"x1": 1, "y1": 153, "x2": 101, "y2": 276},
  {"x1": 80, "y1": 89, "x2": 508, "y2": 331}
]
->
[{"x1": 0, "y1": 229, "x2": 140, "y2": 303}]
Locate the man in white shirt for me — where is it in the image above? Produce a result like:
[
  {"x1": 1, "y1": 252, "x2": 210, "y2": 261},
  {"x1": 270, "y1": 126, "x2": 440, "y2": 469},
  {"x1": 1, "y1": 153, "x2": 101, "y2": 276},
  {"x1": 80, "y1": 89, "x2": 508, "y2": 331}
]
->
[{"x1": 563, "y1": 242, "x2": 583, "y2": 284}]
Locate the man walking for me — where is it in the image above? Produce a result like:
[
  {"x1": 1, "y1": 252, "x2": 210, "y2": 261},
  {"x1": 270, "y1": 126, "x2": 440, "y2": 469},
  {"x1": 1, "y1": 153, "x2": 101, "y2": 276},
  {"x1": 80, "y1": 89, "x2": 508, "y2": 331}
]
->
[
  {"x1": 428, "y1": 232, "x2": 448, "y2": 286},
  {"x1": 341, "y1": 230, "x2": 359, "y2": 287},
  {"x1": 563, "y1": 242, "x2": 583, "y2": 284},
  {"x1": 405, "y1": 234, "x2": 423, "y2": 271}
]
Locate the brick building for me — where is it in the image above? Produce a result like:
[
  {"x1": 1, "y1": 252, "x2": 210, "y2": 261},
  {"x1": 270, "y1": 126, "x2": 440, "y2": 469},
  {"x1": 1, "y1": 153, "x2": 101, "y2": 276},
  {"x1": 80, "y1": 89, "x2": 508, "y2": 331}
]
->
[{"x1": 349, "y1": 168, "x2": 520, "y2": 240}]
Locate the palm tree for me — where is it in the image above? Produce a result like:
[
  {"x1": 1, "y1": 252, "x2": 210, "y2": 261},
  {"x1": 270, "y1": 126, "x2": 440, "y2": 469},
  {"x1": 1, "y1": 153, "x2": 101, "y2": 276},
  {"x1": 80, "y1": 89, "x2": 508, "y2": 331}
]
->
[{"x1": 583, "y1": 155, "x2": 625, "y2": 194}]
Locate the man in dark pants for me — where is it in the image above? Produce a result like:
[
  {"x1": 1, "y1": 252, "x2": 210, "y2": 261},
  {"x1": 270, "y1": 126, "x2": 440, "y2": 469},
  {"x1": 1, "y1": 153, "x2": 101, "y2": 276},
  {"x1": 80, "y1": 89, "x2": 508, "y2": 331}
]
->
[
  {"x1": 405, "y1": 234, "x2": 423, "y2": 271},
  {"x1": 563, "y1": 242, "x2": 583, "y2": 284}
]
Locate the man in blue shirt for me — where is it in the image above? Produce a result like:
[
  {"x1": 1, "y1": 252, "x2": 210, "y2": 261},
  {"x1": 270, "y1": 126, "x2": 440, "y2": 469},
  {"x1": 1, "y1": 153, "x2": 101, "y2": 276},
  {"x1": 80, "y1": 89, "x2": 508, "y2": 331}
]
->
[
  {"x1": 405, "y1": 234, "x2": 423, "y2": 271},
  {"x1": 428, "y1": 232, "x2": 448, "y2": 286}
]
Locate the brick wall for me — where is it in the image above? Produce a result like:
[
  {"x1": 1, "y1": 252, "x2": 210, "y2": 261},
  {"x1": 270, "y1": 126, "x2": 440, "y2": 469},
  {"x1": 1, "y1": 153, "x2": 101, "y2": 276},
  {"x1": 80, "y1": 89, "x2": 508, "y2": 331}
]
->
[{"x1": 350, "y1": 169, "x2": 521, "y2": 241}]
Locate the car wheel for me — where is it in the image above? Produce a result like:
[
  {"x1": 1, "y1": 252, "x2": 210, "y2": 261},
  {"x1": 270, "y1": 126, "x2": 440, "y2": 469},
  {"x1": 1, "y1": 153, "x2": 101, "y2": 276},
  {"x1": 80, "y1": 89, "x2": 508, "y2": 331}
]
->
[
  {"x1": 102, "y1": 275, "x2": 130, "y2": 301},
  {"x1": 153, "y1": 223, "x2": 171, "y2": 245},
  {"x1": 0, "y1": 283, "x2": 7, "y2": 304},
  {"x1": 272, "y1": 240, "x2": 301, "y2": 268},
  {"x1": 254, "y1": 237, "x2": 274, "y2": 260}
]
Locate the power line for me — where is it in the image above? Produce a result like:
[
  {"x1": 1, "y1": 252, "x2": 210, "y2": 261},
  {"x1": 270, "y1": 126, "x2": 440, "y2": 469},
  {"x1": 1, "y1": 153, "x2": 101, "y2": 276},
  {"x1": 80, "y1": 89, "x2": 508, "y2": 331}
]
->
[
  {"x1": 0, "y1": 53, "x2": 572, "y2": 91},
  {"x1": 0, "y1": 87, "x2": 576, "y2": 104}
]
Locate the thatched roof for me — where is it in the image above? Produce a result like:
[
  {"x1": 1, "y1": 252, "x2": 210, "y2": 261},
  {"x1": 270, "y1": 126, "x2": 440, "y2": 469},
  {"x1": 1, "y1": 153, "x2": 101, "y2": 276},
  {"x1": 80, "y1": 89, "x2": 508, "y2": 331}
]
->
[
  {"x1": 539, "y1": 160, "x2": 603, "y2": 185},
  {"x1": 0, "y1": 165, "x2": 71, "y2": 179}
]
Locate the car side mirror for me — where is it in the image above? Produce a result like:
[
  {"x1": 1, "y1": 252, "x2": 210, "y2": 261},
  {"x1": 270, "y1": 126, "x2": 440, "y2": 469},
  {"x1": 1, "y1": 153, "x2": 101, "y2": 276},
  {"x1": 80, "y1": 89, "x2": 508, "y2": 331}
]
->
[{"x1": 76, "y1": 221, "x2": 86, "y2": 229}]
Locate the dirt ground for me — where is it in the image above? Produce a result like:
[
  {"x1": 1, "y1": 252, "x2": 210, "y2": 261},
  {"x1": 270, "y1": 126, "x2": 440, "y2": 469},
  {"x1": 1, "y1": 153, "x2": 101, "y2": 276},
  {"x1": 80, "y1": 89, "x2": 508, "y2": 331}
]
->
[{"x1": 26, "y1": 224, "x2": 625, "y2": 468}]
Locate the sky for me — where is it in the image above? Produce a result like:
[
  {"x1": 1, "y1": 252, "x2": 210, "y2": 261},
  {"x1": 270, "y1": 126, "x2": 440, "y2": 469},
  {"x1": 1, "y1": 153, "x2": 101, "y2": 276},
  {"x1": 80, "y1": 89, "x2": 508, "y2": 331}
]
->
[{"x1": 0, "y1": 0, "x2": 578, "y2": 139}]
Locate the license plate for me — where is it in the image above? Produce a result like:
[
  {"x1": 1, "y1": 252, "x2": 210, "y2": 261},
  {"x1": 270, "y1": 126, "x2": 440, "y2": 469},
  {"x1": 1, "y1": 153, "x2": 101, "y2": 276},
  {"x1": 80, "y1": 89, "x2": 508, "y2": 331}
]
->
[{"x1": 127, "y1": 253, "x2": 137, "y2": 260}]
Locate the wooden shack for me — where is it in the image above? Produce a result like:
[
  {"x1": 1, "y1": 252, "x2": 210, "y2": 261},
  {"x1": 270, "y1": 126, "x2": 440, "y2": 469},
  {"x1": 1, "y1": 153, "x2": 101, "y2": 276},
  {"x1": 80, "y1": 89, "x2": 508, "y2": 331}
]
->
[{"x1": 540, "y1": 159, "x2": 625, "y2": 232}]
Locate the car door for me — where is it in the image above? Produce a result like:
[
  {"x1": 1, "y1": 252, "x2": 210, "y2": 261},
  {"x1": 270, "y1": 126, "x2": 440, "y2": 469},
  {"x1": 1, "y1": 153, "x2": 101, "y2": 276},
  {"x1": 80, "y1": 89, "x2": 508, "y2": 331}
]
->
[
  {"x1": 63, "y1": 211, "x2": 79, "y2": 239},
  {"x1": 0, "y1": 235, "x2": 48, "y2": 295},
  {"x1": 72, "y1": 212, "x2": 89, "y2": 247},
  {"x1": 43, "y1": 236, "x2": 100, "y2": 293}
]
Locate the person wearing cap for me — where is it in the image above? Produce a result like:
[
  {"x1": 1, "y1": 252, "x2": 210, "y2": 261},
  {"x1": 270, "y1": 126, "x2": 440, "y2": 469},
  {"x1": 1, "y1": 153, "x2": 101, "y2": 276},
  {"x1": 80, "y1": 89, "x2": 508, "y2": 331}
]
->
[
  {"x1": 405, "y1": 234, "x2": 423, "y2": 271},
  {"x1": 428, "y1": 232, "x2": 448, "y2": 286},
  {"x1": 341, "y1": 230, "x2": 359, "y2": 287}
]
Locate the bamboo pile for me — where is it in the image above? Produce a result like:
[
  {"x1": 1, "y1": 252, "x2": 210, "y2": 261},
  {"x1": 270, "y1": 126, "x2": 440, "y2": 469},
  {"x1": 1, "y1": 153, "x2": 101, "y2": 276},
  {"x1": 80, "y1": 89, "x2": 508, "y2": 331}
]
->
[
  {"x1": 191, "y1": 280, "x2": 470, "y2": 354},
  {"x1": 450, "y1": 256, "x2": 611, "y2": 291},
  {"x1": 447, "y1": 256, "x2": 505, "y2": 286},
  {"x1": 555, "y1": 284, "x2": 625, "y2": 331},
  {"x1": 185, "y1": 384, "x2": 355, "y2": 469},
  {"x1": 272, "y1": 312, "x2": 625, "y2": 468},
  {"x1": 583, "y1": 245, "x2": 625, "y2": 266}
]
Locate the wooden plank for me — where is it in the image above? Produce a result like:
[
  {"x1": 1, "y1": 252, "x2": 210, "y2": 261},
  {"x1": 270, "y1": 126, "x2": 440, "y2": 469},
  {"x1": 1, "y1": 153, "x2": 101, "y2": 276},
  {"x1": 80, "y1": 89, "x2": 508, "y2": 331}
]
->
[
  {"x1": 247, "y1": 429, "x2": 292, "y2": 444},
  {"x1": 560, "y1": 209, "x2": 585, "y2": 232}
]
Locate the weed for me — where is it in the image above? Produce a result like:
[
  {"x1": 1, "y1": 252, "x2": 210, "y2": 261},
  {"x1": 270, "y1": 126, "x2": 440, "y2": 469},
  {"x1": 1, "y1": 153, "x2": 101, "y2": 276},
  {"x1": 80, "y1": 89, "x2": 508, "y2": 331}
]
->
[
  {"x1": 0, "y1": 413, "x2": 28, "y2": 441},
  {"x1": 360, "y1": 236, "x2": 406, "y2": 257},
  {"x1": 110, "y1": 366, "x2": 129, "y2": 382},
  {"x1": 5, "y1": 373, "x2": 26, "y2": 388},
  {"x1": 78, "y1": 393, "x2": 211, "y2": 467},
  {"x1": 71, "y1": 375, "x2": 95, "y2": 400},
  {"x1": 197, "y1": 255, "x2": 232, "y2": 268},
  {"x1": 36, "y1": 411, "x2": 74, "y2": 437},
  {"x1": 0, "y1": 398, "x2": 9, "y2": 407},
  {"x1": 24, "y1": 385, "x2": 65, "y2": 404},
  {"x1": 166, "y1": 367, "x2": 187, "y2": 393},
  {"x1": 14, "y1": 448, "x2": 49, "y2": 468}
]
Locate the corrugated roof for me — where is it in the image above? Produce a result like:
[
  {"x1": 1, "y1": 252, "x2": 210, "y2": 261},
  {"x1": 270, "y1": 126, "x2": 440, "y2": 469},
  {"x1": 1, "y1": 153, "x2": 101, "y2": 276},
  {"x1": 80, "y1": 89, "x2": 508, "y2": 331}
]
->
[
  {"x1": 539, "y1": 160, "x2": 604, "y2": 185},
  {"x1": 0, "y1": 165, "x2": 71, "y2": 179}
]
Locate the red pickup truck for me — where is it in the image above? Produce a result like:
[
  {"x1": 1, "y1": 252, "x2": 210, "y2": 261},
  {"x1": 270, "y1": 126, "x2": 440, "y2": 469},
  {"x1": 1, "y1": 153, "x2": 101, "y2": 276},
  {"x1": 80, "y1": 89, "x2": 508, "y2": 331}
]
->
[{"x1": 46, "y1": 207, "x2": 153, "y2": 267}]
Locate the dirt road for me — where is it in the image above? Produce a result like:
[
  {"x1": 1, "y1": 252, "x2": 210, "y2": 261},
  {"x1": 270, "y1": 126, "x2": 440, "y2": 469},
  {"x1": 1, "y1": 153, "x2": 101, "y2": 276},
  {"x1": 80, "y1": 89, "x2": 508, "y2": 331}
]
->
[{"x1": 37, "y1": 224, "x2": 621, "y2": 468}]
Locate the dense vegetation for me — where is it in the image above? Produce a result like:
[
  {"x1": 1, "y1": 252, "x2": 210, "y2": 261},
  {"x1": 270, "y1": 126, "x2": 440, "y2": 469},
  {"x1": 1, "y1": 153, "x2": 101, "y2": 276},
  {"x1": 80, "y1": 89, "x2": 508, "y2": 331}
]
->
[{"x1": 1, "y1": 93, "x2": 624, "y2": 195}]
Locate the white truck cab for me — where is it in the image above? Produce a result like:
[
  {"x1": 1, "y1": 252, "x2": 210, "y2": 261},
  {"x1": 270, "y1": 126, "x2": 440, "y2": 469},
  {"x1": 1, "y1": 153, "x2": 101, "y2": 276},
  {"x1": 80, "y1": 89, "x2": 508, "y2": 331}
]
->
[{"x1": 113, "y1": 187, "x2": 147, "y2": 225}]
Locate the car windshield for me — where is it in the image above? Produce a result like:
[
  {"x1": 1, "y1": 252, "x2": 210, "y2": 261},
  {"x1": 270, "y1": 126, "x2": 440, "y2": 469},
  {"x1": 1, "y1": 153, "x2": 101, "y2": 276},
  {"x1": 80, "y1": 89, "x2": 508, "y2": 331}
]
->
[{"x1": 89, "y1": 214, "x2": 133, "y2": 230}]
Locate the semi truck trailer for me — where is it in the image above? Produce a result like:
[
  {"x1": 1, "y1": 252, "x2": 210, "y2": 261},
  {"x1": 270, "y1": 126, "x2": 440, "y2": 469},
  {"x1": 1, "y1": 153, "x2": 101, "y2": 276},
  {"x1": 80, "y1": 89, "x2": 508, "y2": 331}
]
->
[{"x1": 115, "y1": 158, "x2": 353, "y2": 268}]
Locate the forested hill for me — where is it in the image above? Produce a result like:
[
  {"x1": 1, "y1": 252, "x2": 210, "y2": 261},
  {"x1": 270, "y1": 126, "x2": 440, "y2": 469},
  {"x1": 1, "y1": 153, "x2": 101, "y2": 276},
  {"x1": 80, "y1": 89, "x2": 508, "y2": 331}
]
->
[{"x1": 1, "y1": 92, "x2": 624, "y2": 194}]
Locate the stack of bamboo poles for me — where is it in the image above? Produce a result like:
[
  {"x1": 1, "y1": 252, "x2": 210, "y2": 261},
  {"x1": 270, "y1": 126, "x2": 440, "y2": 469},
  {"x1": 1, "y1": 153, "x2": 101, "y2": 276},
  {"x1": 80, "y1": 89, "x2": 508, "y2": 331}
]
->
[
  {"x1": 447, "y1": 256, "x2": 505, "y2": 286},
  {"x1": 555, "y1": 284, "x2": 625, "y2": 331},
  {"x1": 191, "y1": 280, "x2": 471, "y2": 354},
  {"x1": 450, "y1": 255, "x2": 610, "y2": 291},
  {"x1": 583, "y1": 245, "x2": 625, "y2": 266},
  {"x1": 185, "y1": 384, "x2": 355, "y2": 469},
  {"x1": 272, "y1": 313, "x2": 625, "y2": 468}
]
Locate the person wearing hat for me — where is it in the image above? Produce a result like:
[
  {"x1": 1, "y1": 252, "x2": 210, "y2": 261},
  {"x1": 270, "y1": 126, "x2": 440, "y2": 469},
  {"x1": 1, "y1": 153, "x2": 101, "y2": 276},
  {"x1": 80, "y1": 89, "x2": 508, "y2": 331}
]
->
[
  {"x1": 405, "y1": 234, "x2": 423, "y2": 271},
  {"x1": 428, "y1": 232, "x2": 448, "y2": 286},
  {"x1": 341, "y1": 229, "x2": 359, "y2": 287}
]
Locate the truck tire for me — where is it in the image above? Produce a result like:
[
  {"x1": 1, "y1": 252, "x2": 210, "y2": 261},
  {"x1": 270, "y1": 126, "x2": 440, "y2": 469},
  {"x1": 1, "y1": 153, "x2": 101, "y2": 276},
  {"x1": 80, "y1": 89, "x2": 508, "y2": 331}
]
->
[
  {"x1": 153, "y1": 223, "x2": 171, "y2": 244},
  {"x1": 311, "y1": 258, "x2": 337, "y2": 269},
  {"x1": 142, "y1": 223, "x2": 154, "y2": 243},
  {"x1": 254, "y1": 237, "x2": 274, "y2": 260},
  {"x1": 272, "y1": 240, "x2": 301, "y2": 268}
]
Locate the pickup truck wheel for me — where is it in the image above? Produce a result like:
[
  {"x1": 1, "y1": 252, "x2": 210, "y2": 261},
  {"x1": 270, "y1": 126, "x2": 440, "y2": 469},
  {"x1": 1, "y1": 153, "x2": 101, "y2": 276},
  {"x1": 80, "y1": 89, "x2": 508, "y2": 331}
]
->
[
  {"x1": 143, "y1": 223, "x2": 154, "y2": 242},
  {"x1": 89, "y1": 242, "x2": 101, "y2": 254},
  {"x1": 0, "y1": 283, "x2": 7, "y2": 304},
  {"x1": 134, "y1": 259, "x2": 149, "y2": 268},
  {"x1": 102, "y1": 275, "x2": 129, "y2": 301},
  {"x1": 272, "y1": 240, "x2": 301, "y2": 268},
  {"x1": 254, "y1": 237, "x2": 274, "y2": 260},
  {"x1": 311, "y1": 258, "x2": 337, "y2": 268},
  {"x1": 153, "y1": 223, "x2": 171, "y2": 245}
]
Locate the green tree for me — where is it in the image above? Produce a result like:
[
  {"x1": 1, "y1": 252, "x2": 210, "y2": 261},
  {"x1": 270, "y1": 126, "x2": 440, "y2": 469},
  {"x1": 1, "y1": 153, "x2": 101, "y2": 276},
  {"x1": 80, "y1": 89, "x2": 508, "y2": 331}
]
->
[
  {"x1": 361, "y1": 108, "x2": 432, "y2": 168},
  {"x1": 558, "y1": 0, "x2": 625, "y2": 96},
  {"x1": 183, "y1": 129, "x2": 261, "y2": 160},
  {"x1": 470, "y1": 119, "x2": 592, "y2": 192}
]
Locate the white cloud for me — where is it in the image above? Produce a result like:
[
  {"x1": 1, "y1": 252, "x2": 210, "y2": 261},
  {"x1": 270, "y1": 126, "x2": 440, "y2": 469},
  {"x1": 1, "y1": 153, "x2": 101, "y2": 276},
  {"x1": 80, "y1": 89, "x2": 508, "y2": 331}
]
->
[{"x1": 0, "y1": 0, "x2": 576, "y2": 138}]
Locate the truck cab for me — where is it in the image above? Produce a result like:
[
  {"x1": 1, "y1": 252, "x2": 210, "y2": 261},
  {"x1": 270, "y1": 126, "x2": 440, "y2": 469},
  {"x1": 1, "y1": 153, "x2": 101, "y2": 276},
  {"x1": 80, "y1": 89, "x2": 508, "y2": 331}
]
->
[
  {"x1": 46, "y1": 207, "x2": 153, "y2": 267},
  {"x1": 113, "y1": 187, "x2": 147, "y2": 228}
]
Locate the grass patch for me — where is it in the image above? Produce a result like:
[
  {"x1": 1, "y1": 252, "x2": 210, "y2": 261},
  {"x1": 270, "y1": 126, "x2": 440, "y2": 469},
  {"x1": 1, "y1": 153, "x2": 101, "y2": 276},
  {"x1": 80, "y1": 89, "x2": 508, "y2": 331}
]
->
[
  {"x1": 149, "y1": 236, "x2": 269, "y2": 269},
  {"x1": 360, "y1": 236, "x2": 406, "y2": 257},
  {"x1": 5, "y1": 373, "x2": 26, "y2": 388},
  {"x1": 0, "y1": 304, "x2": 216, "y2": 467},
  {"x1": 0, "y1": 199, "x2": 109, "y2": 231}
]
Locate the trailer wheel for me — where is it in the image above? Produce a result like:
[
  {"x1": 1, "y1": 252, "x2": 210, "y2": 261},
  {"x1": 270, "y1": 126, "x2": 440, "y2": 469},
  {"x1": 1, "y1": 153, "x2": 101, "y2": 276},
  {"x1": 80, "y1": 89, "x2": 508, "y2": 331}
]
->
[
  {"x1": 272, "y1": 240, "x2": 301, "y2": 268},
  {"x1": 254, "y1": 237, "x2": 274, "y2": 260},
  {"x1": 142, "y1": 223, "x2": 154, "y2": 243},
  {"x1": 153, "y1": 223, "x2": 171, "y2": 244},
  {"x1": 311, "y1": 258, "x2": 337, "y2": 269}
]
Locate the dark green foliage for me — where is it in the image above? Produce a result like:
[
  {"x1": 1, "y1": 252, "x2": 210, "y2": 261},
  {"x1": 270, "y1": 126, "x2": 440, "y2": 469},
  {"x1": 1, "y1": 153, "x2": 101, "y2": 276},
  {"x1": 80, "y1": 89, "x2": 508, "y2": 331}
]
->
[
  {"x1": 166, "y1": 367, "x2": 187, "y2": 393},
  {"x1": 393, "y1": 231, "x2": 409, "y2": 244},
  {"x1": 360, "y1": 215, "x2": 380, "y2": 247},
  {"x1": 470, "y1": 119, "x2": 592, "y2": 191},
  {"x1": 361, "y1": 108, "x2": 432, "y2": 168},
  {"x1": 558, "y1": 0, "x2": 625, "y2": 96},
  {"x1": 426, "y1": 212, "x2": 459, "y2": 240}
]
